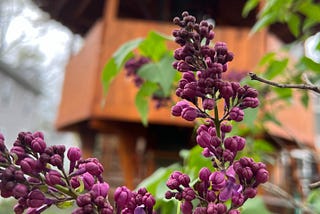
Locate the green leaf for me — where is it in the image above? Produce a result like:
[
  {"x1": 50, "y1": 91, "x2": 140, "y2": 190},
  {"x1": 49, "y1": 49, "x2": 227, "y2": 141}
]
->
[
  {"x1": 101, "y1": 38, "x2": 143, "y2": 95},
  {"x1": 113, "y1": 38, "x2": 143, "y2": 68},
  {"x1": 287, "y1": 13, "x2": 301, "y2": 37},
  {"x1": 135, "y1": 81, "x2": 159, "y2": 126},
  {"x1": 101, "y1": 58, "x2": 117, "y2": 94},
  {"x1": 258, "y1": 52, "x2": 276, "y2": 66},
  {"x1": 264, "y1": 58, "x2": 289, "y2": 79},
  {"x1": 56, "y1": 200, "x2": 74, "y2": 209},
  {"x1": 273, "y1": 87, "x2": 292, "y2": 100},
  {"x1": 263, "y1": 112, "x2": 282, "y2": 126},
  {"x1": 299, "y1": 56, "x2": 320, "y2": 73},
  {"x1": 138, "y1": 31, "x2": 170, "y2": 61},
  {"x1": 242, "y1": 0, "x2": 260, "y2": 17},
  {"x1": 298, "y1": 1, "x2": 320, "y2": 22},
  {"x1": 138, "y1": 54, "x2": 176, "y2": 96},
  {"x1": 251, "y1": 13, "x2": 276, "y2": 34},
  {"x1": 242, "y1": 196, "x2": 271, "y2": 214}
]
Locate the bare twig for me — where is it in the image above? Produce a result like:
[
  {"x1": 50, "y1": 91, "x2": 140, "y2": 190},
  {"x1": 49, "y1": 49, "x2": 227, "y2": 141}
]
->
[
  {"x1": 249, "y1": 72, "x2": 320, "y2": 94},
  {"x1": 309, "y1": 180, "x2": 320, "y2": 189}
]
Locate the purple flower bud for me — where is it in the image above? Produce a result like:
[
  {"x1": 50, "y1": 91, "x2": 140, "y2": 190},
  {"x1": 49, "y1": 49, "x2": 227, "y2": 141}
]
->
[
  {"x1": 182, "y1": 187, "x2": 196, "y2": 201},
  {"x1": 202, "y1": 98, "x2": 215, "y2": 110},
  {"x1": 76, "y1": 193, "x2": 92, "y2": 207},
  {"x1": 67, "y1": 147, "x2": 82, "y2": 162},
  {"x1": 13, "y1": 204, "x2": 25, "y2": 214},
  {"x1": 91, "y1": 182, "x2": 109, "y2": 198},
  {"x1": 45, "y1": 170, "x2": 64, "y2": 186},
  {"x1": 229, "y1": 209, "x2": 240, "y2": 214},
  {"x1": 240, "y1": 97, "x2": 259, "y2": 109},
  {"x1": 178, "y1": 174, "x2": 190, "y2": 187},
  {"x1": 134, "y1": 205, "x2": 146, "y2": 214},
  {"x1": 181, "y1": 200, "x2": 193, "y2": 214},
  {"x1": 181, "y1": 106, "x2": 199, "y2": 121},
  {"x1": 222, "y1": 149, "x2": 235, "y2": 162},
  {"x1": 20, "y1": 157, "x2": 37, "y2": 174},
  {"x1": 171, "y1": 100, "x2": 190, "y2": 116},
  {"x1": 13, "y1": 183, "x2": 29, "y2": 198},
  {"x1": 220, "y1": 122, "x2": 232, "y2": 133},
  {"x1": 50, "y1": 154, "x2": 63, "y2": 169},
  {"x1": 142, "y1": 192, "x2": 156, "y2": 210},
  {"x1": 53, "y1": 145, "x2": 66, "y2": 156},
  {"x1": 199, "y1": 167, "x2": 211, "y2": 181},
  {"x1": 114, "y1": 186, "x2": 131, "y2": 208},
  {"x1": 27, "y1": 190, "x2": 45, "y2": 208},
  {"x1": 166, "y1": 178, "x2": 180, "y2": 190},
  {"x1": 85, "y1": 159, "x2": 104, "y2": 176},
  {"x1": 82, "y1": 172, "x2": 95, "y2": 190},
  {"x1": 70, "y1": 176, "x2": 80, "y2": 189},
  {"x1": 93, "y1": 195, "x2": 105, "y2": 207},
  {"x1": 224, "y1": 137, "x2": 238, "y2": 152},
  {"x1": 196, "y1": 131, "x2": 211, "y2": 148},
  {"x1": 234, "y1": 136, "x2": 246, "y2": 151},
  {"x1": 255, "y1": 168, "x2": 269, "y2": 184},
  {"x1": 10, "y1": 146, "x2": 26, "y2": 161},
  {"x1": 231, "y1": 192, "x2": 245, "y2": 207},
  {"x1": 31, "y1": 137, "x2": 46, "y2": 153},
  {"x1": 32, "y1": 131, "x2": 44, "y2": 139},
  {"x1": 206, "y1": 190, "x2": 216, "y2": 202},
  {"x1": 229, "y1": 107, "x2": 244, "y2": 122},
  {"x1": 209, "y1": 171, "x2": 226, "y2": 191},
  {"x1": 243, "y1": 187, "x2": 257, "y2": 198},
  {"x1": 165, "y1": 191, "x2": 174, "y2": 199},
  {"x1": 240, "y1": 167, "x2": 254, "y2": 182}
]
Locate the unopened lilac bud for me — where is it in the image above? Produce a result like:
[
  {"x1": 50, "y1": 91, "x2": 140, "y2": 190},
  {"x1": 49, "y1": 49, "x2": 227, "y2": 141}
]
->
[
  {"x1": 45, "y1": 170, "x2": 65, "y2": 186},
  {"x1": 182, "y1": 187, "x2": 196, "y2": 201},
  {"x1": 53, "y1": 145, "x2": 66, "y2": 156},
  {"x1": 76, "y1": 193, "x2": 92, "y2": 207},
  {"x1": 240, "y1": 97, "x2": 259, "y2": 109},
  {"x1": 85, "y1": 159, "x2": 104, "y2": 176},
  {"x1": 13, "y1": 183, "x2": 28, "y2": 198},
  {"x1": 199, "y1": 167, "x2": 211, "y2": 181},
  {"x1": 20, "y1": 157, "x2": 37, "y2": 174},
  {"x1": 171, "y1": 100, "x2": 189, "y2": 116},
  {"x1": 165, "y1": 191, "x2": 174, "y2": 199},
  {"x1": 181, "y1": 200, "x2": 193, "y2": 214},
  {"x1": 50, "y1": 154, "x2": 63, "y2": 168},
  {"x1": 10, "y1": 146, "x2": 26, "y2": 161},
  {"x1": 243, "y1": 187, "x2": 257, "y2": 198},
  {"x1": 206, "y1": 190, "x2": 216, "y2": 202},
  {"x1": 114, "y1": 186, "x2": 131, "y2": 208},
  {"x1": 166, "y1": 178, "x2": 180, "y2": 190},
  {"x1": 32, "y1": 131, "x2": 44, "y2": 139},
  {"x1": 27, "y1": 190, "x2": 45, "y2": 208},
  {"x1": 142, "y1": 193, "x2": 156, "y2": 209},
  {"x1": 255, "y1": 168, "x2": 269, "y2": 184},
  {"x1": 67, "y1": 147, "x2": 82, "y2": 162},
  {"x1": 181, "y1": 106, "x2": 199, "y2": 121},
  {"x1": 82, "y1": 172, "x2": 95, "y2": 190},
  {"x1": 202, "y1": 98, "x2": 215, "y2": 110},
  {"x1": 31, "y1": 137, "x2": 46, "y2": 153},
  {"x1": 91, "y1": 182, "x2": 109, "y2": 198},
  {"x1": 223, "y1": 149, "x2": 235, "y2": 162},
  {"x1": 229, "y1": 209, "x2": 240, "y2": 214},
  {"x1": 209, "y1": 171, "x2": 226, "y2": 190},
  {"x1": 13, "y1": 204, "x2": 25, "y2": 214},
  {"x1": 231, "y1": 192, "x2": 245, "y2": 207},
  {"x1": 220, "y1": 122, "x2": 232, "y2": 133},
  {"x1": 224, "y1": 137, "x2": 238, "y2": 152},
  {"x1": 196, "y1": 131, "x2": 211, "y2": 148},
  {"x1": 179, "y1": 174, "x2": 191, "y2": 187},
  {"x1": 234, "y1": 136, "x2": 246, "y2": 151},
  {"x1": 70, "y1": 177, "x2": 80, "y2": 189},
  {"x1": 229, "y1": 107, "x2": 244, "y2": 122}
]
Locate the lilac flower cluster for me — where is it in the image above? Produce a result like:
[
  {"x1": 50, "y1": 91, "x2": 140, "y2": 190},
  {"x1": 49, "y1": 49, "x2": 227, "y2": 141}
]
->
[
  {"x1": 0, "y1": 132, "x2": 155, "y2": 214},
  {"x1": 167, "y1": 11, "x2": 269, "y2": 213}
]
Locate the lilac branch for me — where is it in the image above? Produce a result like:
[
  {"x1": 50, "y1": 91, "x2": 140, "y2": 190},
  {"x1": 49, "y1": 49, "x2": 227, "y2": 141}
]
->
[{"x1": 249, "y1": 72, "x2": 320, "y2": 94}]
